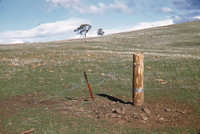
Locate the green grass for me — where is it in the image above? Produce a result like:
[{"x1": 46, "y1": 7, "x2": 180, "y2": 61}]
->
[{"x1": 0, "y1": 21, "x2": 200, "y2": 133}]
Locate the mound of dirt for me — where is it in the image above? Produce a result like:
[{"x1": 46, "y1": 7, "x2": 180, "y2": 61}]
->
[
  {"x1": 87, "y1": 94, "x2": 199, "y2": 129},
  {"x1": 55, "y1": 93, "x2": 199, "y2": 129}
]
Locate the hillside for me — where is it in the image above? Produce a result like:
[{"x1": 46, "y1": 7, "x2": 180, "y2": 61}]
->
[{"x1": 0, "y1": 21, "x2": 200, "y2": 133}]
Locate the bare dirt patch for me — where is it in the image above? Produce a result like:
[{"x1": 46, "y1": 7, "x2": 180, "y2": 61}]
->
[
  {"x1": 0, "y1": 92, "x2": 58, "y2": 119},
  {"x1": 54, "y1": 94, "x2": 200, "y2": 130},
  {"x1": 86, "y1": 94, "x2": 200, "y2": 129},
  {"x1": 0, "y1": 93, "x2": 199, "y2": 130}
]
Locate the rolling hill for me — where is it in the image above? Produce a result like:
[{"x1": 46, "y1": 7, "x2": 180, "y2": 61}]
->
[{"x1": 0, "y1": 21, "x2": 200, "y2": 134}]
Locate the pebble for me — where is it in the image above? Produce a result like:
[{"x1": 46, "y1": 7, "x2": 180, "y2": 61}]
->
[
  {"x1": 158, "y1": 117, "x2": 164, "y2": 121},
  {"x1": 111, "y1": 102, "x2": 116, "y2": 105},
  {"x1": 181, "y1": 110, "x2": 186, "y2": 114},
  {"x1": 112, "y1": 108, "x2": 125, "y2": 115},
  {"x1": 111, "y1": 113, "x2": 121, "y2": 118},
  {"x1": 112, "y1": 108, "x2": 120, "y2": 113},
  {"x1": 133, "y1": 114, "x2": 141, "y2": 119},
  {"x1": 122, "y1": 116, "x2": 128, "y2": 120},
  {"x1": 142, "y1": 108, "x2": 151, "y2": 117},
  {"x1": 104, "y1": 114, "x2": 110, "y2": 119},
  {"x1": 165, "y1": 108, "x2": 172, "y2": 112},
  {"x1": 96, "y1": 115, "x2": 100, "y2": 119},
  {"x1": 139, "y1": 113, "x2": 149, "y2": 121}
]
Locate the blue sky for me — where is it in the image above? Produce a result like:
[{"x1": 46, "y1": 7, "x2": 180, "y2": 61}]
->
[{"x1": 0, "y1": 0, "x2": 200, "y2": 44}]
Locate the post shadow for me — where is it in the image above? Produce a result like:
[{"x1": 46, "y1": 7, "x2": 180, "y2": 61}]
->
[
  {"x1": 65, "y1": 97, "x2": 79, "y2": 100},
  {"x1": 96, "y1": 93, "x2": 132, "y2": 105}
]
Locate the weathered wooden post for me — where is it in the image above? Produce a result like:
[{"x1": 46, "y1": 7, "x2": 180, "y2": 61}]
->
[{"x1": 132, "y1": 53, "x2": 144, "y2": 106}]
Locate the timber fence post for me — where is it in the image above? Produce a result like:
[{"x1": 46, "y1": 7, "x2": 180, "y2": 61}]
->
[{"x1": 132, "y1": 53, "x2": 144, "y2": 106}]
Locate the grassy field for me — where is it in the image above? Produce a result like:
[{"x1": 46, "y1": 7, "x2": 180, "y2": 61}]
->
[{"x1": 0, "y1": 21, "x2": 200, "y2": 134}]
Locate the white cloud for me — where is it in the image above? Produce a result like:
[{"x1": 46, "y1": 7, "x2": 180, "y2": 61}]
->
[
  {"x1": 193, "y1": 16, "x2": 200, "y2": 19},
  {"x1": 46, "y1": 0, "x2": 133, "y2": 14},
  {"x1": 46, "y1": 0, "x2": 106, "y2": 14},
  {"x1": 161, "y1": 7, "x2": 174, "y2": 14},
  {"x1": 88, "y1": 3, "x2": 106, "y2": 15},
  {"x1": 11, "y1": 39, "x2": 25, "y2": 44},
  {"x1": 46, "y1": 0, "x2": 80, "y2": 7},
  {"x1": 172, "y1": 15, "x2": 198, "y2": 23},
  {"x1": 0, "y1": 18, "x2": 90, "y2": 44},
  {"x1": 132, "y1": 19, "x2": 174, "y2": 30},
  {"x1": 109, "y1": 0, "x2": 133, "y2": 14}
]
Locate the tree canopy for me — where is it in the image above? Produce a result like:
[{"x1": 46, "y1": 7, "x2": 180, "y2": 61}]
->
[
  {"x1": 97, "y1": 28, "x2": 105, "y2": 36},
  {"x1": 74, "y1": 24, "x2": 92, "y2": 38}
]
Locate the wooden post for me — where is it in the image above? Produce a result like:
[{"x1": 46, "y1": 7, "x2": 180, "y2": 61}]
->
[{"x1": 133, "y1": 53, "x2": 144, "y2": 106}]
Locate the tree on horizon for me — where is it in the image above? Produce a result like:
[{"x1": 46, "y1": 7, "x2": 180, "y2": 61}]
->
[
  {"x1": 97, "y1": 28, "x2": 105, "y2": 36},
  {"x1": 74, "y1": 24, "x2": 92, "y2": 38}
]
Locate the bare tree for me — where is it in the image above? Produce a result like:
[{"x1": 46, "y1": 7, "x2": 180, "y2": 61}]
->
[{"x1": 74, "y1": 24, "x2": 92, "y2": 37}]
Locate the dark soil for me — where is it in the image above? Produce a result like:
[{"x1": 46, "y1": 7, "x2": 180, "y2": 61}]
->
[
  {"x1": 88, "y1": 94, "x2": 200, "y2": 129},
  {"x1": 0, "y1": 92, "x2": 199, "y2": 131}
]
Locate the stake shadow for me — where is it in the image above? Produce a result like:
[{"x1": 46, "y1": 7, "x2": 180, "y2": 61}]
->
[
  {"x1": 97, "y1": 93, "x2": 132, "y2": 105},
  {"x1": 65, "y1": 97, "x2": 90, "y2": 101}
]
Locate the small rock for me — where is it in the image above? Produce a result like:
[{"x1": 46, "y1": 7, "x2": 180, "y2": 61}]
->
[
  {"x1": 142, "y1": 108, "x2": 151, "y2": 117},
  {"x1": 87, "y1": 115, "x2": 93, "y2": 118},
  {"x1": 88, "y1": 69, "x2": 92, "y2": 72},
  {"x1": 165, "y1": 108, "x2": 172, "y2": 112},
  {"x1": 133, "y1": 113, "x2": 141, "y2": 119},
  {"x1": 93, "y1": 110, "x2": 98, "y2": 113},
  {"x1": 96, "y1": 115, "x2": 100, "y2": 119},
  {"x1": 121, "y1": 108, "x2": 126, "y2": 115},
  {"x1": 117, "y1": 120, "x2": 125, "y2": 125},
  {"x1": 75, "y1": 113, "x2": 81, "y2": 117},
  {"x1": 158, "y1": 117, "x2": 164, "y2": 121},
  {"x1": 139, "y1": 113, "x2": 149, "y2": 121},
  {"x1": 46, "y1": 82, "x2": 50, "y2": 85},
  {"x1": 111, "y1": 113, "x2": 122, "y2": 118},
  {"x1": 101, "y1": 73, "x2": 105, "y2": 76},
  {"x1": 112, "y1": 108, "x2": 126, "y2": 115},
  {"x1": 112, "y1": 108, "x2": 122, "y2": 114},
  {"x1": 111, "y1": 102, "x2": 116, "y2": 105},
  {"x1": 122, "y1": 116, "x2": 128, "y2": 120},
  {"x1": 112, "y1": 108, "x2": 119, "y2": 113},
  {"x1": 139, "y1": 120, "x2": 147, "y2": 124},
  {"x1": 181, "y1": 110, "x2": 186, "y2": 114},
  {"x1": 116, "y1": 115, "x2": 122, "y2": 118},
  {"x1": 147, "y1": 123, "x2": 151, "y2": 126},
  {"x1": 156, "y1": 114, "x2": 160, "y2": 118},
  {"x1": 104, "y1": 114, "x2": 110, "y2": 119},
  {"x1": 164, "y1": 120, "x2": 168, "y2": 123},
  {"x1": 111, "y1": 113, "x2": 116, "y2": 118},
  {"x1": 158, "y1": 103, "x2": 162, "y2": 106}
]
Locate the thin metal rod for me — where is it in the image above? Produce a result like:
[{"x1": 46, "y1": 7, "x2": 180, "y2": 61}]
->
[{"x1": 84, "y1": 71, "x2": 95, "y2": 101}]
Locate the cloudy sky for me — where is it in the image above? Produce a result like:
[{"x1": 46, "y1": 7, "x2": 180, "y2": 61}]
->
[{"x1": 0, "y1": 0, "x2": 200, "y2": 44}]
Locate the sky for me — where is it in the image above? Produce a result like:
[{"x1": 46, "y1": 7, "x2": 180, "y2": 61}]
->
[{"x1": 0, "y1": 0, "x2": 200, "y2": 44}]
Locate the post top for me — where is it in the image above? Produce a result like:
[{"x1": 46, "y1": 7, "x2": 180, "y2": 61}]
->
[{"x1": 133, "y1": 52, "x2": 144, "y2": 55}]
